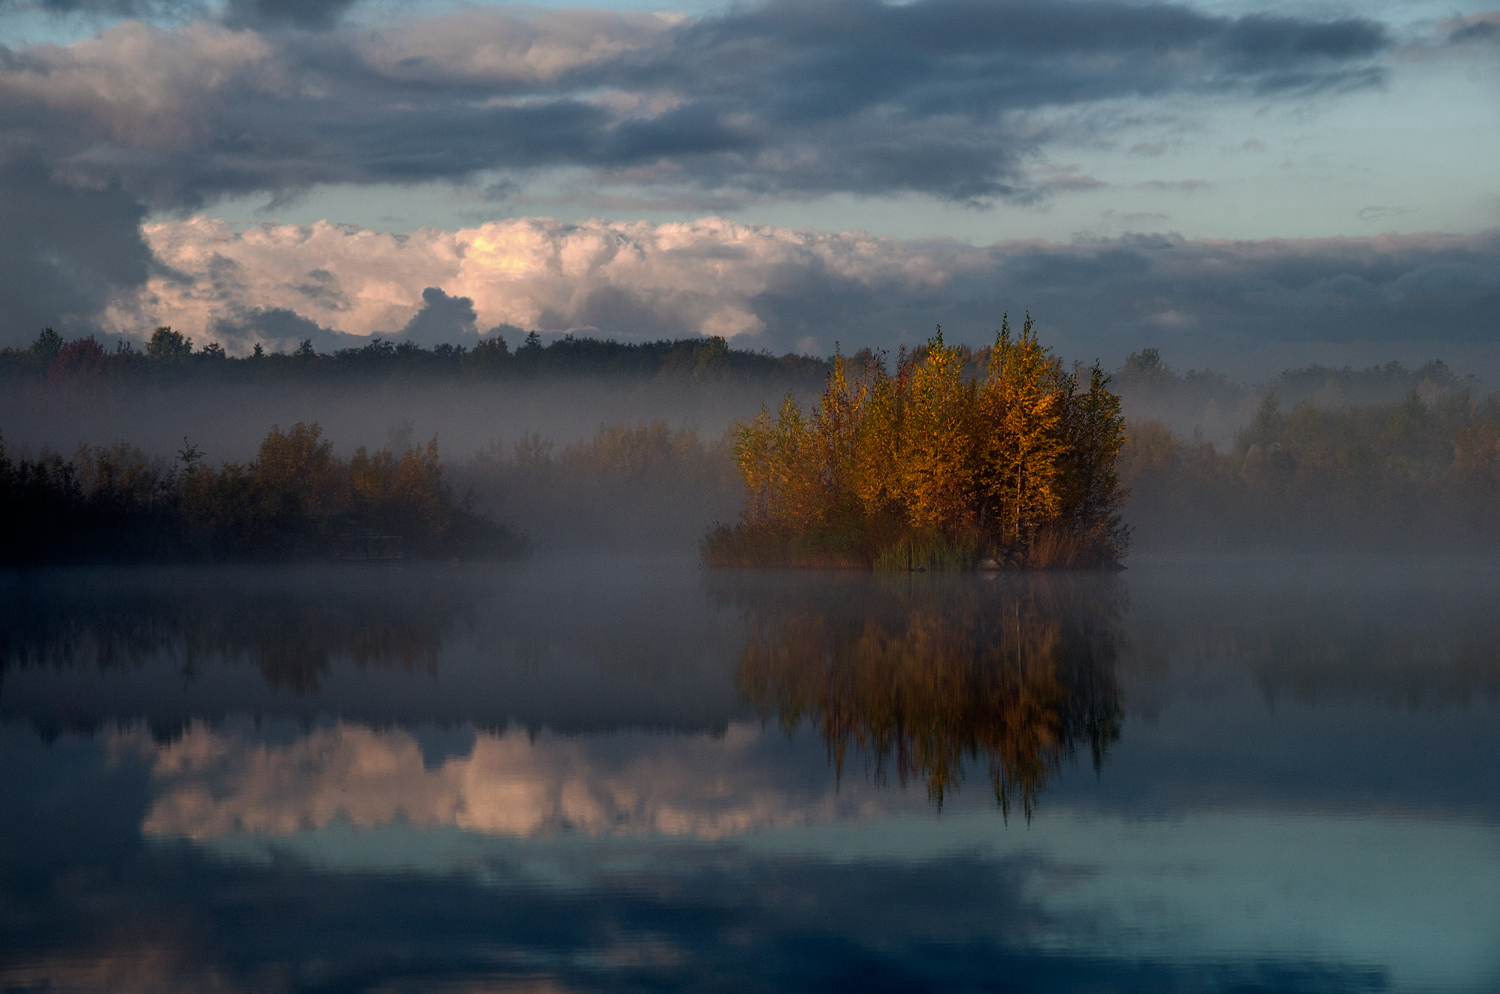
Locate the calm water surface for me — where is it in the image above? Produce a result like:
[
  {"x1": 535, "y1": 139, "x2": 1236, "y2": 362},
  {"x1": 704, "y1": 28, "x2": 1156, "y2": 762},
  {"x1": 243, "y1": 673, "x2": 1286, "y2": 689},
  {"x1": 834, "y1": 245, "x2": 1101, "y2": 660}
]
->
[{"x1": 1, "y1": 555, "x2": 1497, "y2": 993}]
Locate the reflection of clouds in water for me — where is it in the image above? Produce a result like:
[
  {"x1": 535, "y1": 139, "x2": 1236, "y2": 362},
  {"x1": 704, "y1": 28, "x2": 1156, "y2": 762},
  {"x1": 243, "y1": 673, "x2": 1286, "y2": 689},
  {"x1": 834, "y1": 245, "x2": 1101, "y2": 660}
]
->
[{"x1": 134, "y1": 721, "x2": 890, "y2": 842}]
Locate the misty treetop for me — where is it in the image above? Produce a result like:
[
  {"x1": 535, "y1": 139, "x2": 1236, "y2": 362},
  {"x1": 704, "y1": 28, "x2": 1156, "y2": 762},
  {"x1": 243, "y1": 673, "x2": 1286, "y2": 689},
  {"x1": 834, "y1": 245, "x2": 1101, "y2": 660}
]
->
[
  {"x1": 452, "y1": 420, "x2": 743, "y2": 552},
  {"x1": 0, "y1": 422, "x2": 524, "y2": 565},
  {"x1": 1121, "y1": 384, "x2": 1500, "y2": 551},
  {"x1": 0, "y1": 326, "x2": 829, "y2": 385},
  {"x1": 705, "y1": 317, "x2": 1129, "y2": 570}
]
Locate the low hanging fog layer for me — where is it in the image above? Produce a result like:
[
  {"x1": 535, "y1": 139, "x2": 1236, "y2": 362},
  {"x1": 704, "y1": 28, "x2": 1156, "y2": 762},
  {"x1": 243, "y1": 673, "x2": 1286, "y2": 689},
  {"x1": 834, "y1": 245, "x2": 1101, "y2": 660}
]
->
[
  {"x1": 2, "y1": 337, "x2": 1497, "y2": 555},
  {"x1": 0, "y1": 376, "x2": 803, "y2": 465}
]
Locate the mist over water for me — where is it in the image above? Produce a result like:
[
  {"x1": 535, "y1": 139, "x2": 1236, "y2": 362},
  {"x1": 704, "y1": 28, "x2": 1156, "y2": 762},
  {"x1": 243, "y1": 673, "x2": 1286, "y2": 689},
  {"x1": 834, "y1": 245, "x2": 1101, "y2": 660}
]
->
[
  {"x1": 2, "y1": 554, "x2": 1498, "y2": 992},
  {"x1": 4, "y1": 339, "x2": 1500, "y2": 990}
]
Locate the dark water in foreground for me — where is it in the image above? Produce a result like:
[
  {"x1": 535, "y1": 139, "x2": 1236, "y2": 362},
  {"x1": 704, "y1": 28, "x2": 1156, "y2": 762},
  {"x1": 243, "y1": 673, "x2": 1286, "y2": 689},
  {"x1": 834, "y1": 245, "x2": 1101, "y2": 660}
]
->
[{"x1": 1, "y1": 555, "x2": 1497, "y2": 993}]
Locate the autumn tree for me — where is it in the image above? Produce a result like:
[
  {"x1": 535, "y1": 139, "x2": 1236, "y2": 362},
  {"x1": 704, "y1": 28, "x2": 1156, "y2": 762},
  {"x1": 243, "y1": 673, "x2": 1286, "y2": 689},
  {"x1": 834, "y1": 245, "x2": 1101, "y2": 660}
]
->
[{"x1": 709, "y1": 317, "x2": 1129, "y2": 569}]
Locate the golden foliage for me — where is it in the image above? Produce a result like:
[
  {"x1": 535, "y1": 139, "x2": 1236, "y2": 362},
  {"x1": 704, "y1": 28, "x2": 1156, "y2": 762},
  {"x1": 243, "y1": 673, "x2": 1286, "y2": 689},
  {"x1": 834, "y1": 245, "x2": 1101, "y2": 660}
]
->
[{"x1": 712, "y1": 317, "x2": 1128, "y2": 569}]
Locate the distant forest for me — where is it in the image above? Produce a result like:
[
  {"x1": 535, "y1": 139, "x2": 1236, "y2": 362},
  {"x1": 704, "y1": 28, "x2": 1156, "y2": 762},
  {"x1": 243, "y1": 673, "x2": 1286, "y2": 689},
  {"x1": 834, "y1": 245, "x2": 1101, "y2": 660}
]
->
[
  {"x1": 0, "y1": 327, "x2": 828, "y2": 384},
  {"x1": 0, "y1": 422, "x2": 524, "y2": 565},
  {"x1": 3, "y1": 326, "x2": 1499, "y2": 562}
]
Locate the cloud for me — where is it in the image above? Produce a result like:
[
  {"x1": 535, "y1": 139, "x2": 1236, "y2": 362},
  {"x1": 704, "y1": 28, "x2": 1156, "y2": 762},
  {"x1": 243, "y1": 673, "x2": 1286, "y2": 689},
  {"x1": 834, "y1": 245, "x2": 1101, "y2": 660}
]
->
[
  {"x1": 0, "y1": 1, "x2": 1391, "y2": 210},
  {"x1": 137, "y1": 720, "x2": 884, "y2": 841},
  {"x1": 399, "y1": 286, "x2": 479, "y2": 345},
  {"x1": 0, "y1": 159, "x2": 152, "y2": 342},
  {"x1": 0, "y1": 0, "x2": 197, "y2": 15},
  {"x1": 1136, "y1": 179, "x2": 1209, "y2": 193},
  {"x1": 206, "y1": 305, "x2": 359, "y2": 353},
  {"x1": 1, "y1": 0, "x2": 355, "y2": 28},
  {"x1": 0, "y1": 0, "x2": 1400, "y2": 345},
  {"x1": 103, "y1": 216, "x2": 1500, "y2": 371},
  {"x1": 1443, "y1": 13, "x2": 1500, "y2": 47},
  {"x1": 222, "y1": 0, "x2": 357, "y2": 30}
]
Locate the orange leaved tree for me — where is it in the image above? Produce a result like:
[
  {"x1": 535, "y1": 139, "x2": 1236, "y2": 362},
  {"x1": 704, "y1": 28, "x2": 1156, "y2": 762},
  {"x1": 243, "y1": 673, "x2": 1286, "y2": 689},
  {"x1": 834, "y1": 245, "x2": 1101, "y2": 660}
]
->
[{"x1": 706, "y1": 316, "x2": 1127, "y2": 569}]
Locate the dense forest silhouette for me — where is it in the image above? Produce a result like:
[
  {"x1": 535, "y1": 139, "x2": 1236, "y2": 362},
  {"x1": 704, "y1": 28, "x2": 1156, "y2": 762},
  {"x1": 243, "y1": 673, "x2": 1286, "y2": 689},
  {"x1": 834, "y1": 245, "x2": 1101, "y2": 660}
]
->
[
  {"x1": 1, "y1": 327, "x2": 828, "y2": 385},
  {"x1": 6, "y1": 326, "x2": 1500, "y2": 559},
  {"x1": 705, "y1": 318, "x2": 1129, "y2": 569},
  {"x1": 0, "y1": 421, "x2": 524, "y2": 564}
]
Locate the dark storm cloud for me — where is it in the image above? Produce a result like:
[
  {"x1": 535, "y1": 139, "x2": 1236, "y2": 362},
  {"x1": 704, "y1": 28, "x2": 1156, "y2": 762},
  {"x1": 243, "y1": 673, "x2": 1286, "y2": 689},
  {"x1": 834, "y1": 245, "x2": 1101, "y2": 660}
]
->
[
  {"x1": 222, "y1": 0, "x2": 358, "y2": 30},
  {"x1": 0, "y1": 0, "x2": 1392, "y2": 209},
  {"x1": 696, "y1": 230, "x2": 1500, "y2": 364},
  {"x1": 0, "y1": 0, "x2": 1396, "y2": 345},
  {"x1": 0, "y1": 160, "x2": 152, "y2": 343},
  {"x1": 896, "y1": 232, "x2": 1500, "y2": 374},
  {"x1": 398, "y1": 286, "x2": 479, "y2": 344},
  {"x1": 0, "y1": 0, "x2": 192, "y2": 14},
  {"x1": 1445, "y1": 15, "x2": 1500, "y2": 46},
  {"x1": 0, "y1": 0, "x2": 355, "y2": 26},
  {"x1": 208, "y1": 305, "x2": 359, "y2": 353}
]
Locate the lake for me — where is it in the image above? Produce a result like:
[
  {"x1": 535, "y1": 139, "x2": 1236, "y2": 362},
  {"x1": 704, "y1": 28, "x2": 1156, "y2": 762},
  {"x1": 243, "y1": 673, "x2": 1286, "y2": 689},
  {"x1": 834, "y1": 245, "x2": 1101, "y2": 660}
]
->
[{"x1": 2, "y1": 555, "x2": 1498, "y2": 993}]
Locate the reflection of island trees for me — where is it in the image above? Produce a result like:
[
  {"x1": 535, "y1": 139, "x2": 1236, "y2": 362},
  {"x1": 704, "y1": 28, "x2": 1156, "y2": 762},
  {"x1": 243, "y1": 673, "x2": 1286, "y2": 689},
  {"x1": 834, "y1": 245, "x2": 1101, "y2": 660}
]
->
[
  {"x1": 0, "y1": 570, "x2": 470, "y2": 697},
  {"x1": 725, "y1": 573, "x2": 1124, "y2": 816}
]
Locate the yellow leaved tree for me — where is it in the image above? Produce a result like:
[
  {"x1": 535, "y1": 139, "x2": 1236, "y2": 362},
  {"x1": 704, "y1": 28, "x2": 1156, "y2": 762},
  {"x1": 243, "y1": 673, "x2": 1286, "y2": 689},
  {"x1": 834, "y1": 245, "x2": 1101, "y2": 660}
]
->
[{"x1": 706, "y1": 315, "x2": 1128, "y2": 569}]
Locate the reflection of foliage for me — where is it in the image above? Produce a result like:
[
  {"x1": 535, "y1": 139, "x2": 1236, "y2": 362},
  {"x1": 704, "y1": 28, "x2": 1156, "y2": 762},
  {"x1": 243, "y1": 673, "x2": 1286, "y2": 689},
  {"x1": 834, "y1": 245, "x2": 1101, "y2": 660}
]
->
[
  {"x1": 724, "y1": 572, "x2": 1123, "y2": 816},
  {"x1": 0, "y1": 570, "x2": 471, "y2": 697}
]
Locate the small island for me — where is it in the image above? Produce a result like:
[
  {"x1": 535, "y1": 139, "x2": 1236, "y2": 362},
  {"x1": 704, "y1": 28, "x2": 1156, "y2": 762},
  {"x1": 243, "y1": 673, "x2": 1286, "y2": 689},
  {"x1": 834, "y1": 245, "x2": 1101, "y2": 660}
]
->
[{"x1": 704, "y1": 317, "x2": 1129, "y2": 570}]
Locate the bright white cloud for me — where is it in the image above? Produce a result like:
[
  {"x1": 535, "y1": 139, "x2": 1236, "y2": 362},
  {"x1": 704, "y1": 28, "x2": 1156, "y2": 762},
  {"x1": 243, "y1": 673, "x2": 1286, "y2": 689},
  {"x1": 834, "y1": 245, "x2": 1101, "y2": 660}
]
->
[
  {"x1": 104, "y1": 214, "x2": 1500, "y2": 382},
  {"x1": 134, "y1": 720, "x2": 891, "y2": 841},
  {"x1": 112, "y1": 214, "x2": 964, "y2": 348}
]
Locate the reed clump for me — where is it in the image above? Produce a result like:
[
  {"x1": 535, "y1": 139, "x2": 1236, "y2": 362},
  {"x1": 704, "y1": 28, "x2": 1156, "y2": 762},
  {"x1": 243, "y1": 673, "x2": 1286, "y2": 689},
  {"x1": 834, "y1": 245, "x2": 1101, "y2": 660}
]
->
[{"x1": 703, "y1": 317, "x2": 1129, "y2": 570}]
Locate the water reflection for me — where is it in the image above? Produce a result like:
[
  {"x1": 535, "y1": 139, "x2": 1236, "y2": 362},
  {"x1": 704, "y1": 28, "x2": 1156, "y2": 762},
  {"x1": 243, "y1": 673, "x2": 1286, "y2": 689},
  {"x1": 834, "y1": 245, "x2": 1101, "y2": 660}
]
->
[
  {"x1": 3, "y1": 558, "x2": 1500, "y2": 993},
  {"x1": 132, "y1": 719, "x2": 877, "y2": 842},
  {"x1": 0, "y1": 566, "x2": 467, "y2": 695},
  {"x1": 722, "y1": 572, "x2": 1123, "y2": 815}
]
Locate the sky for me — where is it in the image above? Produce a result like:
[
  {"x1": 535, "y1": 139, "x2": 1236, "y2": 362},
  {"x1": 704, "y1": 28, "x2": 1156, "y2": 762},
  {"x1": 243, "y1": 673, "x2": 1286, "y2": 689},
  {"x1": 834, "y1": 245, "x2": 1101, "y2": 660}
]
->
[{"x1": 1, "y1": 0, "x2": 1497, "y2": 375}]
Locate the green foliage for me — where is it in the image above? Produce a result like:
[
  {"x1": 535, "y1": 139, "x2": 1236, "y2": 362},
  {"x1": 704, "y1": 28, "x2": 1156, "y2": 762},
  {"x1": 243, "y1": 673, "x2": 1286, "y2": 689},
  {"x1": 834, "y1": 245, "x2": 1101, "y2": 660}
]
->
[
  {"x1": 30, "y1": 328, "x2": 63, "y2": 363},
  {"x1": 146, "y1": 326, "x2": 194, "y2": 361},
  {"x1": 872, "y1": 532, "x2": 976, "y2": 572},
  {"x1": 1121, "y1": 347, "x2": 1164, "y2": 375}
]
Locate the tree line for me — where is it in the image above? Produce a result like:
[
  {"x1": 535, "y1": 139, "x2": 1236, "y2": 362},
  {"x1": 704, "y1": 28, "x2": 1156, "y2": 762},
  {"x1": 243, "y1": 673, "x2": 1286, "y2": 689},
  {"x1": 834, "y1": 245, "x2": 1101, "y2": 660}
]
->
[
  {"x1": 0, "y1": 422, "x2": 524, "y2": 565},
  {"x1": 1, "y1": 327, "x2": 828, "y2": 385},
  {"x1": 704, "y1": 318, "x2": 1129, "y2": 570},
  {"x1": 8, "y1": 325, "x2": 1500, "y2": 563},
  {"x1": 1121, "y1": 382, "x2": 1500, "y2": 551}
]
